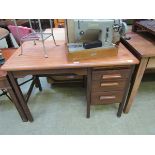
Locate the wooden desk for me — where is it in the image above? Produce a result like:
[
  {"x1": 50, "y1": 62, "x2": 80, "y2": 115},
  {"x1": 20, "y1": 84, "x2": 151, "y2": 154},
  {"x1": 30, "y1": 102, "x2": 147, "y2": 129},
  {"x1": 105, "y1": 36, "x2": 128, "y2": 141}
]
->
[
  {"x1": 1, "y1": 41, "x2": 139, "y2": 122},
  {"x1": 0, "y1": 48, "x2": 28, "y2": 121},
  {"x1": 121, "y1": 31, "x2": 155, "y2": 113}
]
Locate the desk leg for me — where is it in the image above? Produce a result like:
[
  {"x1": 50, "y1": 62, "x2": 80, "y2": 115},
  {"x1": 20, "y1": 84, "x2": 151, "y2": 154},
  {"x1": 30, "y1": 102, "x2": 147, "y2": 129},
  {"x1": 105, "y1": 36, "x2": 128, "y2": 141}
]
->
[
  {"x1": 7, "y1": 88, "x2": 28, "y2": 122},
  {"x1": 124, "y1": 58, "x2": 149, "y2": 113},
  {"x1": 86, "y1": 68, "x2": 92, "y2": 118},
  {"x1": 7, "y1": 72, "x2": 33, "y2": 122},
  {"x1": 117, "y1": 66, "x2": 134, "y2": 117}
]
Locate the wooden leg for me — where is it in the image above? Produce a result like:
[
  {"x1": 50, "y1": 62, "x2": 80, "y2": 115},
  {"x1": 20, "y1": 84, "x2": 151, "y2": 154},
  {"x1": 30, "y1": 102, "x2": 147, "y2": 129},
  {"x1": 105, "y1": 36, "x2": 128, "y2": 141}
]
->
[
  {"x1": 117, "y1": 66, "x2": 135, "y2": 117},
  {"x1": 7, "y1": 88, "x2": 28, "y2": 122},
  {"x1": 35, "y1": 76, "x2": 42, "y2": 91},
  {"x1": 123, "y1": 58, "x2": 149, "y2": 113},
  {"x1": 7, "y1": 72, "x2": 33, "y2": 122},
  {"x1": 25, "y1": 77, "x2": 36, "y2": 103},
  {"x1": 86, "y1": 68, "x2": 92, "y2": 118}
]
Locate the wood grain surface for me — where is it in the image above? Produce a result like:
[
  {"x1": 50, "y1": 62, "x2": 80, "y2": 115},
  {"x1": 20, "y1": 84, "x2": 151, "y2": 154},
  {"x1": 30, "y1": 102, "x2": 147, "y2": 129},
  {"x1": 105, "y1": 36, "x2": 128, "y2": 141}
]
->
[
  {"x1": 124, "y1": 32, "x2": 155, "y2": 57},
  {"x1": 1, "y1": 41, "x2": 139, "y2": 71}
]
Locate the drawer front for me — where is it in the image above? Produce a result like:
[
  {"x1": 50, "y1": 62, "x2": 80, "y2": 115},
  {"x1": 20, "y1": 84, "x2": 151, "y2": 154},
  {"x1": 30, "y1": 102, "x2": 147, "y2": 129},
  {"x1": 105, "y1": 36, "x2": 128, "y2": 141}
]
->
[
  {"x1": 92, "y1": 69, "x2": 131, "y2": 81},
  {"x1": 91, "y1": 91, "x2": 123, "y2": 105},
  {"x1": 92, "y1": 80, "x2": 127, "y2": 92},
  {"x1": 0, "y1": 78, "x2": 10, "y2": 89}
]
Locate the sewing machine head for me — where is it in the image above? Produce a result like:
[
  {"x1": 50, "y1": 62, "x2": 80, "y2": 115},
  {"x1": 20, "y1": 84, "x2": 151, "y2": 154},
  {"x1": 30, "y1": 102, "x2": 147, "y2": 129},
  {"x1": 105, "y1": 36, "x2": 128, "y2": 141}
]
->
[
  {"x1": 66, "y1": 19, "x2": 128, "y2": 49},
  {"x1": 66, "y1": 19, "x2": 128, "y2": 61}
]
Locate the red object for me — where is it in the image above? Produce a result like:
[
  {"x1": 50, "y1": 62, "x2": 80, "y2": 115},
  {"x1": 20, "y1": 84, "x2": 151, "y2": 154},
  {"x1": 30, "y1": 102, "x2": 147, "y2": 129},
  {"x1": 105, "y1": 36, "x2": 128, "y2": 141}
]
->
[{"x1": 8, "y1": 25, "x2": 33, "y2": 44}]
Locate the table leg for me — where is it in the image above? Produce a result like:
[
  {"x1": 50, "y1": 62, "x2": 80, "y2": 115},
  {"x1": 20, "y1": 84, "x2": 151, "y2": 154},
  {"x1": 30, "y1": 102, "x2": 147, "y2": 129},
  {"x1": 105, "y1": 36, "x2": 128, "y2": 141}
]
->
[
  {"x1": 25, "y1": 77, "x2": 36, "y2": 103},
  {"x1": 117, "y1": 66, "x2": 135, "y2": 117},
  {"x1": 124, "y1": 58, "x2": 149, "y2": 113},
  {"x1": 86, "y1": 68, "x2": 92, "y2": 118},
  {"x1": 7, "y1": 72, "x2": 33, "y2": 122},
  {"x1": 7, "y1": 88, "x2": 28, "y2": 122}
]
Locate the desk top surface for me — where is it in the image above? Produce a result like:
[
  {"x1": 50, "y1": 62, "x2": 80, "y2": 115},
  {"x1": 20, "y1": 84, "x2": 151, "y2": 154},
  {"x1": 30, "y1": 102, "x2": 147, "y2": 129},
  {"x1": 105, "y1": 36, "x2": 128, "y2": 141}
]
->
[
  {"x1": 124, "y1": 31, "x2": 155, "y2": 58},
  {"x1": 1, "y1": 41, "x2": 139, "y2": 72}
]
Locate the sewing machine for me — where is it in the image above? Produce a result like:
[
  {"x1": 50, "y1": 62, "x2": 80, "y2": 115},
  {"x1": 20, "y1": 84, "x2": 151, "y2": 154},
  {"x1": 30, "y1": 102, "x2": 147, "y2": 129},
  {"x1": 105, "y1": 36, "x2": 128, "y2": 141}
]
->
[{"x1": 65, "y1": 19, "x2": 128, "y2": 61}]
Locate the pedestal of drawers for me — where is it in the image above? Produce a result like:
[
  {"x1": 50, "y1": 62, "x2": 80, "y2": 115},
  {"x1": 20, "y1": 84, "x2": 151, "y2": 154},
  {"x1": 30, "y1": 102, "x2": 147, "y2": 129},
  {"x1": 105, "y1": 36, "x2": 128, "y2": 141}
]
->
[{"x1": 88, "y1": 66, "x2": 134, "y2": 117}]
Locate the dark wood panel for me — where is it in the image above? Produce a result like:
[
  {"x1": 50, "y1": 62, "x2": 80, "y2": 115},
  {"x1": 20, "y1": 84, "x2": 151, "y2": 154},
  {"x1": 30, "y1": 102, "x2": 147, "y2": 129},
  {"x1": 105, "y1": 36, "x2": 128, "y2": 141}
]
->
[
  {"x1": 92, "y1": 80, "x2": 127, "y2": 92},
  {"x1": 91, "y1": 91, "x2": 123, "y2": 105},
  {"x1": 13, "y1": 68, "x2": 87, "y2": 78},
  {"x1": 92, "y1": 68, "x2": 131, "y2": 81}
]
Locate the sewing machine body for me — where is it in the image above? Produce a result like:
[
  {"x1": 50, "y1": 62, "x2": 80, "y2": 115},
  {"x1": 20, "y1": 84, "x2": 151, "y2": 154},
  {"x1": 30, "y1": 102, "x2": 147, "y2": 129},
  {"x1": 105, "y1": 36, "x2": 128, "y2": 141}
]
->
[
  {"x1": 65, "y1": 19, "x2": 127, "y2": 61},
  {"x1": 75, "y1": 19, "x2": 116, "y2": 47}
]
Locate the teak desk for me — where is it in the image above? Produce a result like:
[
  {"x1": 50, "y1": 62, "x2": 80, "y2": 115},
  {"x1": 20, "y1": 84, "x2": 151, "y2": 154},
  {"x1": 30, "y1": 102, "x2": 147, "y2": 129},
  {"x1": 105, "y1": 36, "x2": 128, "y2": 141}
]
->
[
  {"x1": 121, "y1": 31, "x2": 155, "y2": 113},
  {"x1": 1, "y1": 41, "x2": 139, "y2": 122}
]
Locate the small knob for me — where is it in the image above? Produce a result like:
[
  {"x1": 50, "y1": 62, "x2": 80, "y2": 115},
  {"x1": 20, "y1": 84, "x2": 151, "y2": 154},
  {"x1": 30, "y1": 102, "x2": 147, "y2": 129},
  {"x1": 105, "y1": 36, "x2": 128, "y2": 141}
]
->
[{"x1": 79, "y1": 31, "x2": 84, "y2": 35}]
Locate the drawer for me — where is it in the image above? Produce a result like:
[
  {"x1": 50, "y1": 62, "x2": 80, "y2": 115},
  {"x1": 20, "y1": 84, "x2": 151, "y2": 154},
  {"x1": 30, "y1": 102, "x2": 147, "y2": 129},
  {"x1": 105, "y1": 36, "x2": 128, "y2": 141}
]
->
[
  {"x1": 147, "y1": 58, "x2": 155, "y2": 69},
  {"x1": 91, "y1": 91, "x2": 123, "y2": 105},
  {"x1": 92, "y1": 80, "x2": 127, "y2": 92},
  {"x1": 92, "y1": 69, "x2": 131, "y2": 81},
  {"x1": 0, "y1": 78, "x2": 10, "y2": 89}
]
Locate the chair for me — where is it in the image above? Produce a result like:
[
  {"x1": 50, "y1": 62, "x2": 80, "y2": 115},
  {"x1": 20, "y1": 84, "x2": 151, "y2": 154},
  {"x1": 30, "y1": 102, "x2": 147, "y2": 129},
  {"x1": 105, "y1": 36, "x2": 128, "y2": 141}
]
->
[
  {"x1": 7, "y1": 25, "x2": 42, "y2": 92},
  {"x1": 8, "y1": 25, "x2": 34, "y2": 45}
]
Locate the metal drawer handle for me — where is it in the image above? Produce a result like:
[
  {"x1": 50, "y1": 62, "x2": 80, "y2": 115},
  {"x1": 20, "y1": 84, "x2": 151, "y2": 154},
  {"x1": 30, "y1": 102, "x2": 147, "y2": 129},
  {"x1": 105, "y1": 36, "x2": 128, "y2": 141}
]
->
[
  {"x1": 102, "y1": 74, "x2": 122, "y2": 79},
  {"x1": 100, "y1": 96, "x2": 116, "y2": 100},
  {"x1": 100, "y1": 82, "x2": 119, "y2": 87}
]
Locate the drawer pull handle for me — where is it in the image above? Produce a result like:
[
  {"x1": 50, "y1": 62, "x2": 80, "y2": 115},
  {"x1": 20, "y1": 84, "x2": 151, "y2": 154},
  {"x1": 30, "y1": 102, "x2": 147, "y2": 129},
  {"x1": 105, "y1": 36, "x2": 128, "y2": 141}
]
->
[
  {"x1": 100, "y1": 96, "x2": 116, "y2": 100},
  {"x1": 100, "y1": 82, "x2": 119, "y2": 87},
  {"x1": 102, "y1": 74, "x2": 121, "y2": 79}
]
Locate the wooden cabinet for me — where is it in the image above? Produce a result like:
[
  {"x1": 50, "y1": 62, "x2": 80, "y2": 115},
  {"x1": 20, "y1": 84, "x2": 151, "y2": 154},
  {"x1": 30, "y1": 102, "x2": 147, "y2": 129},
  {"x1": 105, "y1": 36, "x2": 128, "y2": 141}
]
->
[{"x1": 90, "y1": 66, "x2": 133, "y2": 109}]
